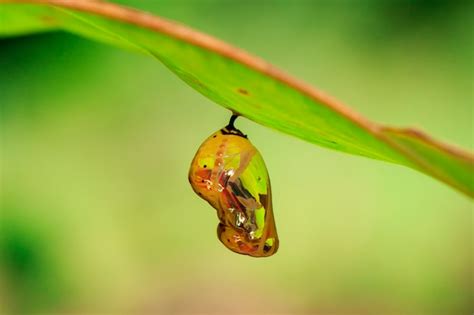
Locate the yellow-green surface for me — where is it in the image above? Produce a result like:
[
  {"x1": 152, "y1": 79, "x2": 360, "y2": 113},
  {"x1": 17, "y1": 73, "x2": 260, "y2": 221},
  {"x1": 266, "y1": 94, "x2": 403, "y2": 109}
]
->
[{"x1": 0, "y1": 1, "x2": 473, "y2": 314}]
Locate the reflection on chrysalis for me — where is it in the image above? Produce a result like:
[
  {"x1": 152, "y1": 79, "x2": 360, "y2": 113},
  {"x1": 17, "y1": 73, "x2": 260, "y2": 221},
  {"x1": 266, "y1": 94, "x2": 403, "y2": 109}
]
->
[{"x1": 188, "y1": 115, "x2": 278, "y2": 257}]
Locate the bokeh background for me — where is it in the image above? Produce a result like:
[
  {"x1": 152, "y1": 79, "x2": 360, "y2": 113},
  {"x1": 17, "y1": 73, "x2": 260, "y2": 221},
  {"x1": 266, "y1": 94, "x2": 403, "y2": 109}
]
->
[{"x1": 1, "y1": 1, "x2": 472, "y2": 314}]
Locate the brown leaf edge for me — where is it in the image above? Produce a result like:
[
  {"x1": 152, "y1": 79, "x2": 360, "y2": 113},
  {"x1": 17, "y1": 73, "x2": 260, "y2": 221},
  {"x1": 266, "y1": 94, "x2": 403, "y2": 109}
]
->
[{"x1": 4, "y1": 0, "x2": 474, "y2": 197}]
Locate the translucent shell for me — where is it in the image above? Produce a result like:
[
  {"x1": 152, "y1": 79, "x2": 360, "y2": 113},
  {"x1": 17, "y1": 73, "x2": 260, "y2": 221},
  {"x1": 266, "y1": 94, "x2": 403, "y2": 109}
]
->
[{"x1": 189, "y1": 125, "x2": 278, "y2": 257}]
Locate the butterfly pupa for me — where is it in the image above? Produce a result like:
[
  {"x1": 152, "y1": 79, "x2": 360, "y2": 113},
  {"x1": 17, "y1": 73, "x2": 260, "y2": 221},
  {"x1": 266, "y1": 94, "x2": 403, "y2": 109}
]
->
[{"x1": 188, "y1": 115, "x2": 279, "y2": 257}]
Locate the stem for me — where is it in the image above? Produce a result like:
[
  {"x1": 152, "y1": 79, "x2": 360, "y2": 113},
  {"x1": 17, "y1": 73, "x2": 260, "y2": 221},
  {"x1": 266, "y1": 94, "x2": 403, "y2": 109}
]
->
[{"x1": 227, "y1": 114, "x2": 239, "y2": 130}]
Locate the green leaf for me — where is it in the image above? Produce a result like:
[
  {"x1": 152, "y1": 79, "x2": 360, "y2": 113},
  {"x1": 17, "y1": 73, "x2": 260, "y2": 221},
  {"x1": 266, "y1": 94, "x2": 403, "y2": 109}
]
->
[{"x1": 1, "y1": 0, "x2": 473, "y2": 197}]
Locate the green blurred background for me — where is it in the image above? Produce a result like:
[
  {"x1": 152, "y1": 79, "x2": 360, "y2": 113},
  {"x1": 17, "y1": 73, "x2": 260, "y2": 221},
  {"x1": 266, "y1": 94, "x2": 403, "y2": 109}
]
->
[{"x1": 1, "y1": 1, "x2": 472, "y2": 314}]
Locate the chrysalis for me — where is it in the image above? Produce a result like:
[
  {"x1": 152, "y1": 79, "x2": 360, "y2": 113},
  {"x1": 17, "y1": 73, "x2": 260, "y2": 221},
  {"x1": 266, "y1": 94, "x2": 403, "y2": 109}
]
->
[{"x1": 189, "y1": 115, "x2": 279, "y2": 257}]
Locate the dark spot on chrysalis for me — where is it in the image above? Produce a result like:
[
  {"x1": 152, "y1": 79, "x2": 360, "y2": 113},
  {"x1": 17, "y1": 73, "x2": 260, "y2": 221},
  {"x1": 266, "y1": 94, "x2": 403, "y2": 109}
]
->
[
  {"x1": 213, "y1": 135, "x2": 217, "y2": 138},
  {"x1": 203, "y1": 165, "x2": 207, "y2": 168},
  {"x1": 229, "y1": 180, "x2": 253, "y2": 200},
  {"x1": 259, "y1": 194, "x2": 268, "y2": 207},
  {"x1": 263, "y1": 243, "x2": 271, "y2": 252}
]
